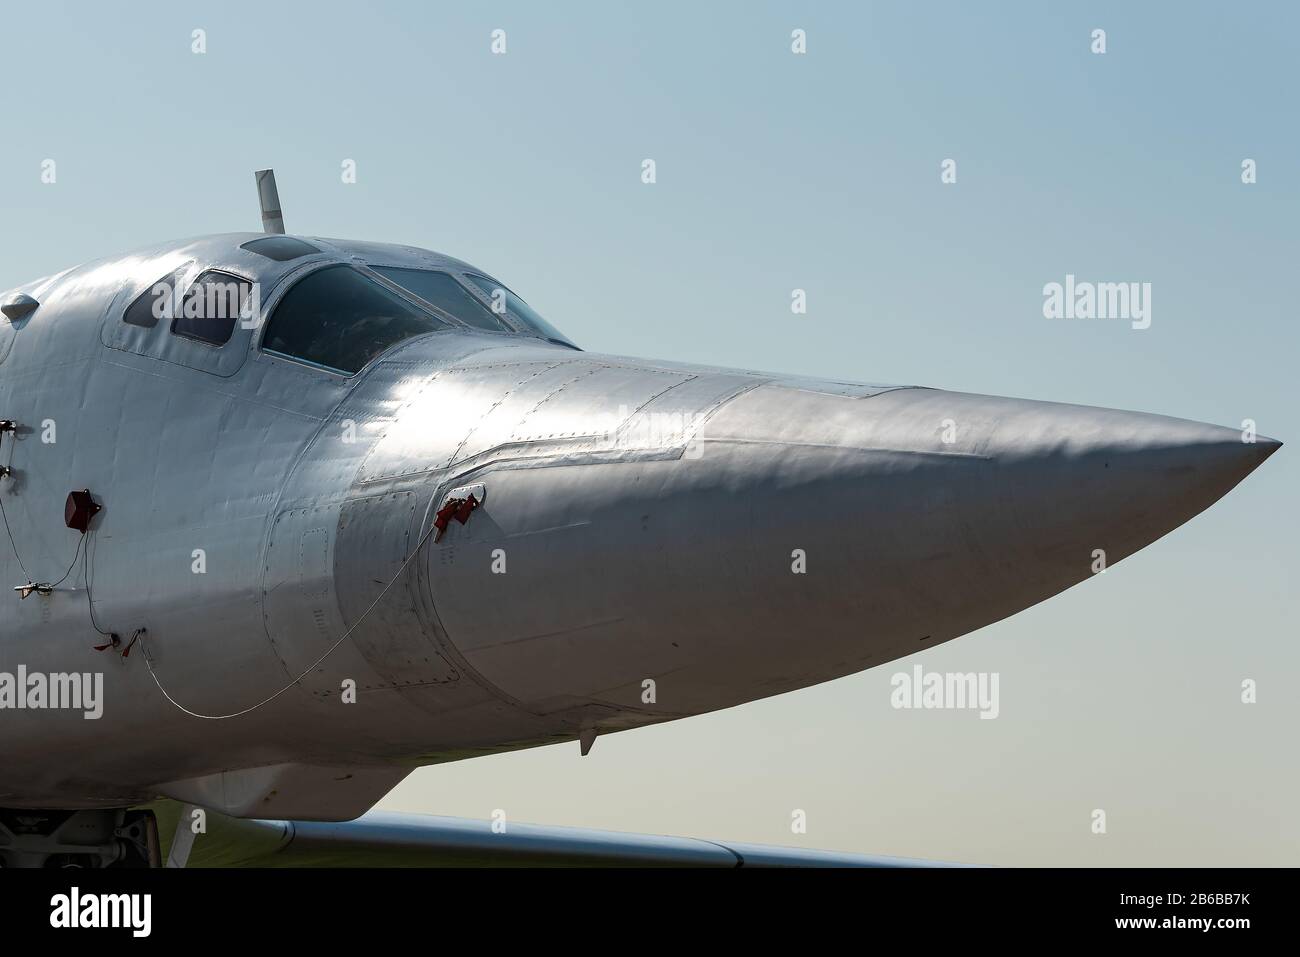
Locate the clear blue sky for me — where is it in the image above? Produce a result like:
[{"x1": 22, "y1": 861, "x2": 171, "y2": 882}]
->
[{"x1": 2, "y1": 1, "x2": 1295, "y2": 864}]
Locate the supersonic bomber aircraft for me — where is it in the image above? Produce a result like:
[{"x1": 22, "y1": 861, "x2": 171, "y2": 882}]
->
[{"x1": 0, "y1": 171, "x2": 1280, "y2": 867}]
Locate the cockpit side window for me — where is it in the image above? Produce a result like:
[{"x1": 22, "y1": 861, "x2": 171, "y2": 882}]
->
[
  {"x1": 171, "y1": 270, "x2": 252, "y2": 346},
  {"x1": 462, "y1": 274, "x2": 576, "y2": 347},
  {"x1": 123, "y1": 267, "x2": 189, "y2": 328},
  {"x1": 370, "y1": 266, "x2": 511, "y2": 333},
  {"x1": 262, "y1": 264, "x2": 448, "y2": 375}
]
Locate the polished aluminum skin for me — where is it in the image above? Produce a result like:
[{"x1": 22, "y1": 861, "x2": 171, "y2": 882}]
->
[{"x1": 0, "y1": 231, "x2": 1279, "y2": 822}]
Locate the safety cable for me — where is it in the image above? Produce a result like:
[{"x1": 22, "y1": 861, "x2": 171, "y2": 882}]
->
[
  {"x1": 0, "y1": 427, "x2": 23, "y2": 577},
  {"x1": 2, "y1": 489, "x2": 87, "y2": 591},
  {"x1": 47, "y1": 533, "x2": 83, "y2": 588},
  {"x1": 0, "y1": 424, "x2": 85, "y2": 590},
  {"x1": 134, "y1": 515, "x2": 440, "y2": 720},
  {"x1": 82, "y1": 532, "x2": 116, "y2": 638},
  {"x1": 0, "y1": 492, "x2": 31, "y2": 580}
]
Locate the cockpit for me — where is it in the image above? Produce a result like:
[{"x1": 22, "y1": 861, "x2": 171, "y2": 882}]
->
[
  {"x1": 109, "y1": 234, "x2": 578, "y2": 381},
  {"x1": 264, "y1": 262, "x2": 579, "y2": 376},
  {"x1": 262, "y1": 264, "x2": 450, "y2": 376}
]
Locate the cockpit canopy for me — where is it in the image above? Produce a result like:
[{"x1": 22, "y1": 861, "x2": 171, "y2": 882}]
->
[
  {"x1": 110, "y1": 234, "x2": 578, "y2": 379},
  {"x1": 262, "y1": 265, "x2": 448, "y2": 375},
  {"x1": 369, "y1": 266, "x2": 575, "y2": 350},
  {"x1": 261, "y1": 264, "x2": 577, "y2": 376}
]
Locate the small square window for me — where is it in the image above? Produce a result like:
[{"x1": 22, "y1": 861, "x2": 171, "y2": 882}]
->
[{"x1": 171, "y1": 270, "x2": 253, "y2": 346}]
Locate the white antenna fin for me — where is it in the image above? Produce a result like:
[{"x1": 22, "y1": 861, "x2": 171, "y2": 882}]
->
[{"x1": 255, "y1": 169, "x2": 285, "y2": 234}]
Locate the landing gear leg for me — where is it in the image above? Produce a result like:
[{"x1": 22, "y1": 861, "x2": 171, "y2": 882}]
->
[{"x1": 0, "y1": 808, "x2": 161, "y2": 868}]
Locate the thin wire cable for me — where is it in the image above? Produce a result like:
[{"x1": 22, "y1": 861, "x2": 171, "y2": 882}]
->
[
  {"x1": 0, "y1": 431, "x2": 25, "y2": 578},
  {"x1": 2, "y1": 488, "x2": 86, "y2": 589},
  {"x1": 83, "y1": 532, "x2": 116, "y2": 638},
  {"x1": 0, "y1": 492, "x2": 32, "y2": 580},
  {"x1": 138, "y1": 517, "x2": 440, "y2": 720},
  {"x1": 48, "y1": 533, "x2": 84, "y2": 588}
]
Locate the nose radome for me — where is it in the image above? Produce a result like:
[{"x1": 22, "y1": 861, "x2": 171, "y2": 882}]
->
[
  {"x1": 753, "y1": 384, "x2": 1277, "y2": 572},
  {"x1": 421, "y1": 378, "x2": 1279, "y2": 722},
  {"x1": 703, "y1": 384, "x2": 1279, "y2": 551},
  {"x1": 658, "y1": 385, "x2": 1281, "y2": 704},
  {"x1": 935, "y1": 390, "x2": 1279, "y2": 574},
  {"x1": 923, "y1": 392, "x2": 1281, "y2": 574}
]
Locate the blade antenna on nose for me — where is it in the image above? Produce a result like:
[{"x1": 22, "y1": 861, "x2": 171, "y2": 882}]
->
[{"x1": 255, "y1": 169, "x2": 285, "y2": 234}]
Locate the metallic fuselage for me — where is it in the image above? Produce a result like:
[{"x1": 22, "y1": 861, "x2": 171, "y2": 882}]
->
[{"x1": 0, "y1": 233, "x2": 1277, "y2": 818}]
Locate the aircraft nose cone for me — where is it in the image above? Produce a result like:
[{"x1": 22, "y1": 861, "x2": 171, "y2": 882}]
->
[
  {"x1": 930, "y1": 393, "x2": 1281, "y2": 576},
  {"x1": 423, "y1": 379, "x2": 1279, "y2": 722},
  {"x1": 656, "y1": 385, "x2": 1281, "y2": 707}
]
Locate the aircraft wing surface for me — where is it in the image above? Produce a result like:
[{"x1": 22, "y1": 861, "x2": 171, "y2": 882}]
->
[{"x1": 149, "y1": 803, "x2": 957, "y2": 868}]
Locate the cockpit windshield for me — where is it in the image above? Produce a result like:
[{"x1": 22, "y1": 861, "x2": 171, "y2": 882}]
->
[
  {"x1": 462, "y1": 274, "x2": 575, "y2": 347},
  {"x1": 368, "y1": 265, "x2": 576, "y2": 348},
  {"x1": 370, "y1": 266, "x2": 510, "y2": 333},
  {"x1": 262, "y1": 264, "x2": 448, "y2": 375}
]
